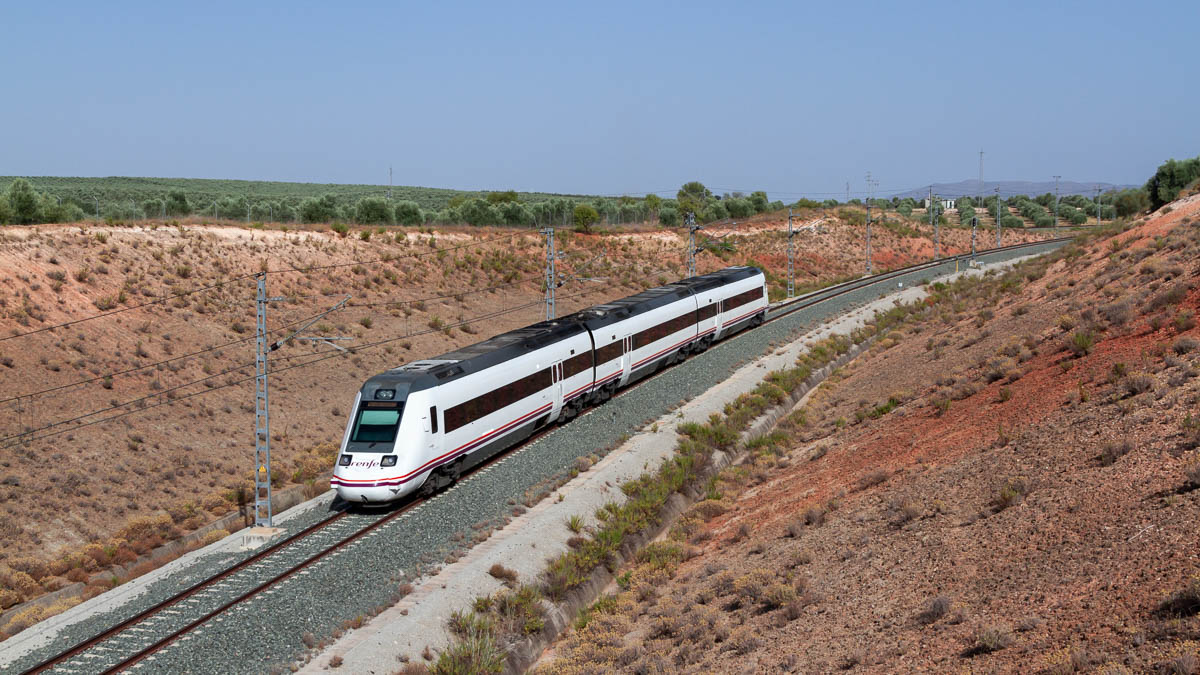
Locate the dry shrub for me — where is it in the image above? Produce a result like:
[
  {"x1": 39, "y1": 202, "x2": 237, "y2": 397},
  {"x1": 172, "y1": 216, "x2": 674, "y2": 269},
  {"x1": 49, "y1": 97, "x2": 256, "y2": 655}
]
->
[
  {"x1": 918, "y1": 595, "x2": 952, "y2": 624},
  {"x1": 117, "y1": 513, "x2": 177, "y2": 543},
  {"x1": 857, "y1": 469, "x2": 888, "y2": 490},
  {"x1": 1121, "y1": 372, "x2": 1155, "y2": 397},
  {"x1": 993, "y1": 477, "x2": 1028, "y2": 511},
  {"x1": 200, "y1": 529, "x2": 230, "y2": 546},
  {"x1": 1174, "y1": 336, "x2": 1199, "y2": 355},
  {"x1": 1158, "y1": 578, "x2": 1200, "y2": 617},
  {"x1": 971, "y1": 624, "x2": 1014, "y2": 654},
  {"x1": 804, "y1": 505, "x2": 826, "y2": 526},
  {"x1": 689, "y1": 500, "x2": 727, "y2": 520},
  {"x1": 5, "y1": 571, "x2": 40, "y2": 598},
  {"x1": 784, "y1": 520, "x2": 804, "y2": 539},
  {"x1": 726, "y1": 626, "x2": 760, "y2": 655},
  {"x1": 7, "y1": 557, "x2": 50, "y2": 582},
  {"x1": 1098, "y1": 441, "x2": 1133, "y2": 467},
  {"x1": 487, "y1": 563, "x2": 518, "y2": 585},
  {"x1": 0, "y1": 588, "x2": 21, "y2": 610},
  {"x1": 1156, "y1": 653, "x2": 1197, "y2": 675}
]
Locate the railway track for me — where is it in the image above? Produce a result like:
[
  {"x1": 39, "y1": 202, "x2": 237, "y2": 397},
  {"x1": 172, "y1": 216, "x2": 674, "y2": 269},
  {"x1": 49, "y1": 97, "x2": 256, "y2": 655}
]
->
[{"x1": 17, "y1": 235, "x2": 1068, "y2": 674}]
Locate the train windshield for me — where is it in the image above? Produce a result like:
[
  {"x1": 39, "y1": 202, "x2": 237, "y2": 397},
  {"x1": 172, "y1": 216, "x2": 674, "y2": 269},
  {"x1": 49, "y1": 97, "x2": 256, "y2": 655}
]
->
[{"x1": 350, "y1": 402, "x2": 404, "y2": 444}]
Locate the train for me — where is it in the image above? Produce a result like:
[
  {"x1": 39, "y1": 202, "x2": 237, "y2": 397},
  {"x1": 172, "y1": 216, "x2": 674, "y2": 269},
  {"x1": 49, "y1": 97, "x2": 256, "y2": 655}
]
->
[{"x1": 330, "y1": 266, "x2": 768, "y2": 504}]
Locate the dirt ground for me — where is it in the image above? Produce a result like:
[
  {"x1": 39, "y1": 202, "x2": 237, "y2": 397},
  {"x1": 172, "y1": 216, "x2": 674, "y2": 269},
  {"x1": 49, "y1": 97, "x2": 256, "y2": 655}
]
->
[
  {"x1": 539, "y1": 196, "x2": 1200, "y2": 673},
  {"x1": 0, "y1": 210, "x2": 1049, "y2": 633}
]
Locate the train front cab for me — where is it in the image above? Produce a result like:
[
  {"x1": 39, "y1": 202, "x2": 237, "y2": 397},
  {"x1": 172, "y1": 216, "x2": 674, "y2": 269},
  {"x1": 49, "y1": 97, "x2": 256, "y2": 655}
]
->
[{"x1": 331, "y1": 386, "x2": 438, "y2": 504}]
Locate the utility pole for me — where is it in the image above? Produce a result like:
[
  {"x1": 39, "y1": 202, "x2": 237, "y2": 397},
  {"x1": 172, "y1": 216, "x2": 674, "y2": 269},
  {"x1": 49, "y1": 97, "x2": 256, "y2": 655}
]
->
[
  {"x1": 970, "y1": 216, "x2": 978, "y2": 261},
  {"x1": 388, "y1": 166, "x2": 393, "y2": 201},
  {"x1": 845, "y1": 182, "x2": 850, "y2": 203},
  {"x1": 541, "y1": 227, "x2": 563, "y2": 320},
  {"x1": 253, "y1": 274, "x2": 349, "y2": 528},
  {"x1": 1053, "y1": 175, "x2": 1061, "y2": 230},
  {"x1": 928, "y1": 187, "x2": 936, "y2": 258},
  {"x1": 1096, "y1": 187, "x2": 1102, "y2": 224},
  {"x1": 686, "y1": 212, "x2": 702, "y2": 277},
  {"x1": 995, "y1": 187, "x2": 1002, "y2": 247},
  {"x1": 786, "y1": 209, "x2": 796, "y2": 297},
  {"x1": 865, "y1": 172, "x2": 877, "y2": 273},
  {"x1": 979, "y1": 150, "x2": 984, "y2": 194}
]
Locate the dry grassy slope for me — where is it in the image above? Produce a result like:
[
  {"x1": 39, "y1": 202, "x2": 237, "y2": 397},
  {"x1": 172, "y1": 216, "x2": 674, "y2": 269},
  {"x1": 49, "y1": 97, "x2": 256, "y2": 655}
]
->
[
  {"x1": 0, "y1": 212, "x2": 1047, "y2": 617},
  {"x1": 540, "y1": 196, "x2": 1200, "y2": 674}
]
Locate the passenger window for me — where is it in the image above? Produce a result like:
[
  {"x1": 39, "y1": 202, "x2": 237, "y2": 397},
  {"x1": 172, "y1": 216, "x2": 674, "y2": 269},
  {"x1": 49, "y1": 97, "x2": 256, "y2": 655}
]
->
[{"x1": 430, "y1": 406, "x2": 438, "y2": 433}]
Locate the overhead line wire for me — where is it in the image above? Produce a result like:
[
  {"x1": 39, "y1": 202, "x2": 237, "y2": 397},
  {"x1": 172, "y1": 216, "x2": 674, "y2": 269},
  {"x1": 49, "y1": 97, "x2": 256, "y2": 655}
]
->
[{"x1": 0, "y1": 286, "x2": 609, "y2": 449}]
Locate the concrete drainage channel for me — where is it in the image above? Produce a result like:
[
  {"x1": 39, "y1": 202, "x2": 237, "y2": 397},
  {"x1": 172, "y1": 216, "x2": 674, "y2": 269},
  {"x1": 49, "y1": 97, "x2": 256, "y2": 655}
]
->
[{"x1": 301, "y1": 252, "x2": 1047, "y2": 674}]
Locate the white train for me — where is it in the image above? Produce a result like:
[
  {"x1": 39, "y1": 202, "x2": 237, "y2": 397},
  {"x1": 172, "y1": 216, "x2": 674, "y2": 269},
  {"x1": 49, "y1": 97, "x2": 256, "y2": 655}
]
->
[{"x1": 330, "y1": 266, "x2": 768, "y2": 503}]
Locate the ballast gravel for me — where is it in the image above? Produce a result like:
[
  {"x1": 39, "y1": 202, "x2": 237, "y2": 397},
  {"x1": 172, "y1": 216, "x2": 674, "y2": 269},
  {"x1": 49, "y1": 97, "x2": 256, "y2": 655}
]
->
[{"x1": 0, "y1": 241, "x2": 1064, "y2": 675}]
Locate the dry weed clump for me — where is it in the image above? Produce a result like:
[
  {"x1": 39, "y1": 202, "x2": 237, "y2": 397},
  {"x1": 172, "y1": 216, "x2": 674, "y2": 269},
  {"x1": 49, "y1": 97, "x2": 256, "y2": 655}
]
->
[
  {"x1": 992, "y1": 477, "x2": 1029, "y2": 512},
  {"x1": 1186, "y1": 463, "x2": 1200, "y2": 490},
  {"x1": 487, "y1": 563, "x2": 519, "y2": 586},
  {"x1": 1157, "y1": 578, "x2": 1200, "y2": 617},
  {"x1": 968, "y1": 623, "x2": 1014, "y2": 655},
  {"x1": 917, "y1": 595, "x2": 952, "y2": 624},
  {"x1": 1098, "y1": 441, "x2": 1133, "y2": 467}
]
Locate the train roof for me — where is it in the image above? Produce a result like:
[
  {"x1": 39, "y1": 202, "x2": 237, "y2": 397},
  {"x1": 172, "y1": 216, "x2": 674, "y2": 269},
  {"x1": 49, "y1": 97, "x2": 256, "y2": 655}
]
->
[
  {"x1": 362, "y1": 317, "x2": 588, "y2": 394},
  {"x1": 359, "y1": 266, "x2": 764, "y2": 396},
  {"x1": 571, "y1": 265, "x2": 763, "y2": 328}
]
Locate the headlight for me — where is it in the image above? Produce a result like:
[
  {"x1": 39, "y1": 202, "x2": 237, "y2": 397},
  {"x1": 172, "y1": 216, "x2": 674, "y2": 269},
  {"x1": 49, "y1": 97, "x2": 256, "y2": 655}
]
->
[
  {"x1": 375, "y1": 389, "x2": 395, "y2": 400},
  {"x1": 339, "y1": 454, "x2": 352, "y2": 466},
  {"x1": 381, "y1": 455, "x2": 397, "y2": 467}
]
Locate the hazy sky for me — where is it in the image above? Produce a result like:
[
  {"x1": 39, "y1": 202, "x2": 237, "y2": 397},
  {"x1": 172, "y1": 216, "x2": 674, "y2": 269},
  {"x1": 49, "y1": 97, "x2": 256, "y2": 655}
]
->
[{"x1": 3, "y1": 0, "x2": 1196, "y2": 199}]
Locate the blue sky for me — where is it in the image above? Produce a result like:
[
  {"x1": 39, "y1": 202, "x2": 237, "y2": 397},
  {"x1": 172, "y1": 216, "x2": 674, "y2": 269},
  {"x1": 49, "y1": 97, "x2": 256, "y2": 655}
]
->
[{"x1": 2, "y1": 0, "x2": 1196, "y2": 199}]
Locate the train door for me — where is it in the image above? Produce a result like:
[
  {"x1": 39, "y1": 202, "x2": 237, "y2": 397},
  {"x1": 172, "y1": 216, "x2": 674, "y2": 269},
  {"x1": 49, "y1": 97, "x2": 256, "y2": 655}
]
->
[
  {"x1": 713, "y1": 298, "x2": 725, "y2": 340},
  {"x1": 549, "y1": 361, "x2": 564, "y2": 420},
  {"x1": 619, "y1": 335, "x2": 634, "y2": 386},
  {"x1": 422, "y1": 405, "x2": 441, "y2": 458}
]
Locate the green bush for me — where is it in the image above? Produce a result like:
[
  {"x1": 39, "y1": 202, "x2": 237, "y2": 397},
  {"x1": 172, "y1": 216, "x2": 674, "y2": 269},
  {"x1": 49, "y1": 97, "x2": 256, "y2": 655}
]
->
[
  {"x1": 393, "y1": 200, "x2": 422, "y2": 225},
  {"x1": 1114, "y1": 188, "x2": 1150, "y2": 217},
  {"x1": 676, "y1": 181, "x2": 711, "y2": 219},
  {"x1": 299, "y1": 194, "x2": 339, "y2": 223},
  {"x1": 500, "y1": 201, "x2": 531, "y2": 226},
  {"x1": 165, "y1": 190, "x2": 191, "y2": 216},
  {"x1": 1145, "y1": 156, "x2": 1200, "y2": 209},
  {"x1": 658, "y1": 206, "x2": 680, "y2": 227},
  {"x1": 704, "y1": 200, "x2": 728, "y2": 222},
  {"x1": 354, "y1": 197, "x2": 394, "y2": 225},
  {"x1": 459, "y1": 198, "x2": 502, "y2": 227},
  {"x1": 6, "y1": 178, "x2": 40, "y2": 224},
  {"x1": 572, "y1": 204, "x2": 599, "y2": 232},
  {"x1": 1068, "y1": 330, "x2": 1095, "y2": 356}
]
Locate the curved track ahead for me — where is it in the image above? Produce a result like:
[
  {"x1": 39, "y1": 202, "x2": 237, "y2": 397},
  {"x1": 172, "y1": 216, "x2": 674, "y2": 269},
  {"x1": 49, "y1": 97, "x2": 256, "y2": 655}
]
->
[{"x1": 19, "y1": 236, "x2": 1068, "y2": 674}]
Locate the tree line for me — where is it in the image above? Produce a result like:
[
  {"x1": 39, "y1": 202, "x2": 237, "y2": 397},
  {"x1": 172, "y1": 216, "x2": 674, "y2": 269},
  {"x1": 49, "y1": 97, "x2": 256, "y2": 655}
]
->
[{"x1": 3, "y1": 156, "x2": 1197, "y2": 227}]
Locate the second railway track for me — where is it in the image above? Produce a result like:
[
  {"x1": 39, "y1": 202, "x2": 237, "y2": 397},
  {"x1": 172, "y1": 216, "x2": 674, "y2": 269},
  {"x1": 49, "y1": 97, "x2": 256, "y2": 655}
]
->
[{"x1": 7, "y1": 237, "x2": 1069, "y2": 675}]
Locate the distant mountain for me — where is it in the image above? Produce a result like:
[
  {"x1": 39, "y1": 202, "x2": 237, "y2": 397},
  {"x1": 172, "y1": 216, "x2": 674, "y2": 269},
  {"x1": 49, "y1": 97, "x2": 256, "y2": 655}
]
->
[{"x1": 892, "y1": 180, "x2": 1137, "y2": 201}]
